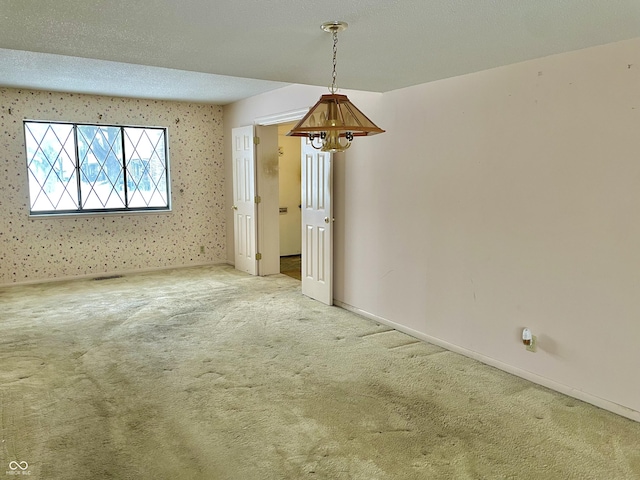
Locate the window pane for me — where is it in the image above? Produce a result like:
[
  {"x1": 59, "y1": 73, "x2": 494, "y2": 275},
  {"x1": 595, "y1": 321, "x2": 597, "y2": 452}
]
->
[
  {"x1": 25, "y1": 122, "x2": 79, "y2": 211},
  {"x1": 124, "y1": 128, "x2": 168, "y2": 208},
  {"x1": 77, "y1": 125, "x2": 125, "y2": 209},
  {"x1": 25, "y1": 121, "x2": 170, "y2": 214}
]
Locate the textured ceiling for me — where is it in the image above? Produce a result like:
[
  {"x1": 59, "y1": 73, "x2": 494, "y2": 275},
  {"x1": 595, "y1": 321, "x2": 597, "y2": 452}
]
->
[{"x1": 1, "y1": 0, "x2": 639, "y2": 104}]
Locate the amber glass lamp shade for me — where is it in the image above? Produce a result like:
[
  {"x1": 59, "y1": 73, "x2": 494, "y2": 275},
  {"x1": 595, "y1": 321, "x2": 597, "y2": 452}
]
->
[{"x1": 287, "y1": 93, "x2": 385, "y2": 153}]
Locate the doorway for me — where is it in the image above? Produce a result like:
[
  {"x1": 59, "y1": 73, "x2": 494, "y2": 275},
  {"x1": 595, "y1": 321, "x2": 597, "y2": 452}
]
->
[
  {"x1": 277, "y1": 122, "x2": 302, "y2": 281},
  {"x1": 248, "y1": 110, "x2": 334, "y2": 305}
]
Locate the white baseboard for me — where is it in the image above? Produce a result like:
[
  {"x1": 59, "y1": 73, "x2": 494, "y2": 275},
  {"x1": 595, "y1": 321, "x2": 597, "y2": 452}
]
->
[
  {"x1": 0, "y1": 261, "x2": 229, "y2": 288},
  {"x1": 334, "y1": 300, "x2": 640, "y2": 423}
]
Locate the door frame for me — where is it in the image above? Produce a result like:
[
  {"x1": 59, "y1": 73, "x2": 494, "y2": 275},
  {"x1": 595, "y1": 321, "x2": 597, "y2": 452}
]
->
[
  {"x1": 253, "y1": 108, "x2": 334, "y2": 304},
  {"x1": 254, "y1": 109, "x2": 309, "y2": 128},
  {"x1": 253, "y1": 110, "x2": 307, "y2": 277}
]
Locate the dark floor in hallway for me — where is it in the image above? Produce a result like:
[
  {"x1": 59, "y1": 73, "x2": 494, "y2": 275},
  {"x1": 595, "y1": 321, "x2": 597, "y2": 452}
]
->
[{"x1": 280, "y1": 255, "x2": 301, "y2": 280}]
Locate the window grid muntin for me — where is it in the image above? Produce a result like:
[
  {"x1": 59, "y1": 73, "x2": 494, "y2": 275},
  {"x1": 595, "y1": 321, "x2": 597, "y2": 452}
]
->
[
  {"x1": 24, "y1": 120, "x2": 170, "y2": 215},
  {"x1": 25, "y1": 122, "x2": 79, "y2": 211},
  {"x1": 124, "y1": 127, "x2": 168, "y2": 209},
  {"x1": 77, "y1": 125, "x2": 126, "y2": 209}
]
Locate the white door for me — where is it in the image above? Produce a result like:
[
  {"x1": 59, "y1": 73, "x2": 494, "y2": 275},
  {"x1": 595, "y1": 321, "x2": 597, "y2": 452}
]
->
[
  {"x1": 232, "y1": 125, "x2": 258, "y2": 275},
  {"x1": 301, "y1": 138, "x2": 333, "y2": 305}
]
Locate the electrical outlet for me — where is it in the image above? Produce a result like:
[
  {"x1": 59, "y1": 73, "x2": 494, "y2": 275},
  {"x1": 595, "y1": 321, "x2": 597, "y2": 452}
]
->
[
  {"x1": 526, "y1": 335, "x2": 537, "y2": 353},
  {"x1": 199, "y1": 246, "x2": 205, "y2": 254}
]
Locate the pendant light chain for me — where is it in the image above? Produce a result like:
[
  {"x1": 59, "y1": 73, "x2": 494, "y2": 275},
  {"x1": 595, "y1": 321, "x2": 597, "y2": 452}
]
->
[
  {"x1": 287, "y1": 21, "x2": 384, "y2": 153},
  {"x1": 330, "y1": 29, "x2": 339, "y2": 93}
]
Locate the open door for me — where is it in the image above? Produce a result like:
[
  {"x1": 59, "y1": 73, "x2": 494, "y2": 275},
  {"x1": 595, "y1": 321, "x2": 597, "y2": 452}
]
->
[
  {"x1": 232, "y1": 125, "x2": 258, "y2": 275},
  {"x1": 301, "y1": 138, "x2": 333, "y2": 305}
]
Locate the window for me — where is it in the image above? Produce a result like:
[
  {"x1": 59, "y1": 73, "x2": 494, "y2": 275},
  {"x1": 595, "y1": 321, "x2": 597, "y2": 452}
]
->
[{"x1": 24, "y1": 121, "x2": 170, "y2": 214}]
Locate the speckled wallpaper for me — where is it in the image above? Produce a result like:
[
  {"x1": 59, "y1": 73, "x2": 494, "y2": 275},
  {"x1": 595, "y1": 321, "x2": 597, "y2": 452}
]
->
[{"x1": 0, "y1": 88, "x2": 225, "y2": 285}]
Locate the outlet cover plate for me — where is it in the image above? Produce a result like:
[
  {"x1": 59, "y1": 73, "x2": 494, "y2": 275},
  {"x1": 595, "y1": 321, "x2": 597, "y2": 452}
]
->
[{"x1": 526, "y1": 335, "x2": 537, "y2": 353}]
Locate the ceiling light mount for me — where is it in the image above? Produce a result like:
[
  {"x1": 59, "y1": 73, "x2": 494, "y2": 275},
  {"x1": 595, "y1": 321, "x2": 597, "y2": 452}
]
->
[
  {"x1": 287, "y1": 20, "x2": 384, "y2": 153},
  {"x1": 321, "y1": 21, "x2": 348, "y2": 34}
]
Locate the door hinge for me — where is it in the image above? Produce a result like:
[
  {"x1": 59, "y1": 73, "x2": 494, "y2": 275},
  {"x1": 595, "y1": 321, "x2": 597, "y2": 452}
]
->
[
  {"x1": 253, "y1": 137, "x2": 260, "y2": 145},
  {"x1": 255, "y1": 253, "x2": 262, "y2": 261},
  {"x1": 254, "y1": 195, "x2": 261, "y2": 204}
]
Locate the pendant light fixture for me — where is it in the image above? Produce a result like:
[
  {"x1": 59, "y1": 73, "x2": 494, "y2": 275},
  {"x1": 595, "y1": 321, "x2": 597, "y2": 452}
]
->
[{"x1": 287, "y1": 21, "x2": 385, "y2": 152}]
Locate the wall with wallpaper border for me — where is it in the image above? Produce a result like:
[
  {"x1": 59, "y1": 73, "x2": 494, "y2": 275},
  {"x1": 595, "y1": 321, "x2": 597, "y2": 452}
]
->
[{"x1": 0, "y1": 88, "x2": 225, "y2": 285}]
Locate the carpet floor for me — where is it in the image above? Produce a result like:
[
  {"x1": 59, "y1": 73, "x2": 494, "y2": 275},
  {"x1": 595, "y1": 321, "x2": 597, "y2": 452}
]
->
[{"x1": 1, "y1": 265, "x2": 639, "y2": 479}]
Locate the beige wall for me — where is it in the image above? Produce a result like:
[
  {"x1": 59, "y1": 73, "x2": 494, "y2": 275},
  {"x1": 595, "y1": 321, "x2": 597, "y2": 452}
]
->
[
  {"x1": 223, "y1": 37, "x2": 640, "y2": 420},
  {"x1": 0, "y1": 89, "x2": 226, "y2": 285},
  {"x1": 278, "y1": 132, "x2": 301, "y2": 256}
]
